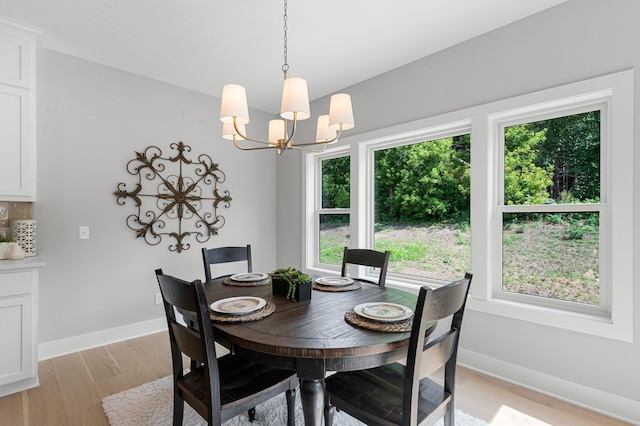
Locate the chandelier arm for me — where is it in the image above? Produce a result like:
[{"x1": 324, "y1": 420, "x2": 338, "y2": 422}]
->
[
  {"x1": 232, "y1": 137, "x2": 279, "y2": 151},
  {"x1": 292, "y1": 143, "x2": 329, "y2": 153},
  {"x1": 290, "y1": 126, "x2": 343, "y2": 147},
  {"x1": 232, "y1": 119, "x2": 275, "y2": 146}
]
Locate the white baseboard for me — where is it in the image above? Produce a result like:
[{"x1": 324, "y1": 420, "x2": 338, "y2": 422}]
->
[
  {"x1": 458, "y1": 348, "x2": 640, "y2": 425},
  {"x1": 38, "y1": 318, "x2": 167, "y2": 361},
  {"x1": 0, "y1": 376, "x2": 39, "y2": 398}
]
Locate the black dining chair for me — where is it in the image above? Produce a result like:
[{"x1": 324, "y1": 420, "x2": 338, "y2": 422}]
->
[
  {"x1": 186, "y1": 245, "x2": 252, "y2": 333},
  {"x1": 155, "y1": 269, "x2": 298, "y2": 426},
  {"x1": 202, "y1": 245, "x2": 252, "y2": 281},
  {"x1": 324, "y1": 273, "x2": 473, "y2": 426},
  {"x1": 341, "y1": 247, "x2": 390, "y2": 288}
]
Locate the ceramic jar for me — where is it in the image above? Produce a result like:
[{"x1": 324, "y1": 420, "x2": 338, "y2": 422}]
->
[
  {"x1": 10, "y1": 220, "x2": 36, "y2": 257},
  {"x1": 7, "y1": 242, "x2": 26, "y2": 260}
]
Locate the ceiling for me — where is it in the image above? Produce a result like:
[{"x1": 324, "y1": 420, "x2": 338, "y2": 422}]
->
[{"x1": 0, "y1": 0, "x2": 566, "y2": 114}]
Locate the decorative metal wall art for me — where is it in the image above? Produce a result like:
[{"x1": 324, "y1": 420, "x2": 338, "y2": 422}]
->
[{"x1": 114, "y1": 141, "x2": 232, "y2": 253}]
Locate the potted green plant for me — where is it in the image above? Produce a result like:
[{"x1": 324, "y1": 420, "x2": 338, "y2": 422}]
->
[{"x1": 271, "y1": 267, "x2": 312, "y2": 301}]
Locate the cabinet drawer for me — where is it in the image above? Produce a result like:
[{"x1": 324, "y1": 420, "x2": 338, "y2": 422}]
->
[{"x1": 0, "y1": 270, "x2": 35, "y2": 298}]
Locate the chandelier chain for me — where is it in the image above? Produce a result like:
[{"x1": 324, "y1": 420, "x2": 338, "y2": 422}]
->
[{"x1": 282, "y1": 0, "x2": 289, "y2": 77}]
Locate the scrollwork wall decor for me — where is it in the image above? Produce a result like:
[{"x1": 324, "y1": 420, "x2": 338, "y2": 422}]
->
[{"x1": 114, "y1": 141, "x2": 232, "y2": 253}]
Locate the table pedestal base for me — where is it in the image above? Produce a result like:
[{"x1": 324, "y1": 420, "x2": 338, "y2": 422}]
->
[{"x1": 300, "y1": 378, "x2": 328, "y2": 426}]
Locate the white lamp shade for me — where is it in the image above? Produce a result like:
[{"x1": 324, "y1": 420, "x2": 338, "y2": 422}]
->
[
  {"x1": 316, "y1": 115, "x2": 337, "y2": 142},
  {"x1": 222, "y1": 122, "x2": 245, "y2": 140},
  {"x1": 220, "y1": 84, "x2": 250, "y2": 125},
  {"x1": 269, "y1": 119, "x2": 286, "y2": 143},
  {"x1": 280, "y1": 77, "x2": 311, "y2": 121},
  {"x1": 328, "y1": 93, "x2": 355, "y2": 130}
]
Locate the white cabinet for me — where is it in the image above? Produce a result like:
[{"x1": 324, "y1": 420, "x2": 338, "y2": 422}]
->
[
  {"x1": 0, "y1": 261, "x2": 43, "y2": 397},
  {"x1": 0, "y1": 18, "x2": 41, "y2": 201}
]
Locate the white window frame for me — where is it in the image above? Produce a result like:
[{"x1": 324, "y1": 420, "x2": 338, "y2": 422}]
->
[
  {"x1": 494, "y1": 101, "x2": 608, "y2": 317},
  {"x1": 364, "y1": 122, "x2": 473, "y2": 285},
  {"x1": 303, "y1": 69, "x2": 633, "y2": 341},
  {"x1": 304, "y1": 146, "x2": 351, "y2": 274},
  {"x1": 474, "y1": 71, "x2": 633, "y2": 342}
]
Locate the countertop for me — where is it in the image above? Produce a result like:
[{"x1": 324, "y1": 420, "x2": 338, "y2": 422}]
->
[{"x1": 0, "y1": 257, "x2": 46, "y2": 271}]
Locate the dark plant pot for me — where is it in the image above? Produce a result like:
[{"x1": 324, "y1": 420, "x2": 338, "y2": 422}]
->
[{"x1": 272, "y1": 279, "x2": 312, "y2": 302}]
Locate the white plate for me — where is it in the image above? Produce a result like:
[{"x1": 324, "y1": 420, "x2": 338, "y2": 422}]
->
[
  {"x1": 211, "y1": 296, "x2": 266, "y2": 314},
  {"x1": 230, "y1": 272, "x2": 268, "y2": 282},
  {"x1": 353, "y1": 302, "x2": 413, "y2": 322},
  {"x1": 315, "y1": 276, "x2": 354, "y2": 287}
]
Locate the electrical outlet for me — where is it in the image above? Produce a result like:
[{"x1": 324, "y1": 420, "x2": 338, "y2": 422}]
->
[
  {"x1": 155, "y1": 292, "x2": 162, "y2": 305},
  {"x1": 79, "y1": 226, "x2": 90, "y2": 240}
]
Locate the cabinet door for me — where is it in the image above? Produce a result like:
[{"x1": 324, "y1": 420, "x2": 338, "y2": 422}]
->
[
  {"x1": 0, "y1": 85, "x2": 35, "y2": 199},
  {"x1": 0, "y1": 31, "x2": 33, "y2": 88},
  {"x1": 0, "y1": 18, "x2": 40, "y2": 201},
  {"x1": 0, "y1": 293, "x2": 34, "y2": 386}
]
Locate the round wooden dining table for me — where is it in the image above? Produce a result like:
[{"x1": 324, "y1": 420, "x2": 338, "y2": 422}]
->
[{"x1": 203, "y1": 277, "x2": 421, "y2": 426}]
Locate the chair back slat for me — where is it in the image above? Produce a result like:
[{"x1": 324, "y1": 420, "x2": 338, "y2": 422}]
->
[
  {"x1": 202, "y1": 245, "x2": 252, "y2": 281},
  {"x1": 342, "y1": 248, "x2": 388, "y2": 269},
  {"x1": 170, "y1": 323, "x2": 206, "y2": 363},
  {"x1": 423, "y1": 277, "x2": 472, "y2": 322},
  {"x1": 419, "y1": 330, "x2": 457, "y2": 377},
  {"x1": 157, "y1": 272, "x2": 198, "y2": 312},
  {"x1": 341, "y1": 247, "x2": 390, "y2": 287}
]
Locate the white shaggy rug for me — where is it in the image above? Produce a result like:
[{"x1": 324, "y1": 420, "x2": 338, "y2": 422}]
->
[{"x1": 102, "y1": 374, "x2": 488, "y2": 425}]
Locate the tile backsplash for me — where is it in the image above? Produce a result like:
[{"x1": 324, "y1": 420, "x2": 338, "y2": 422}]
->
[{"x1": 0, "y1": 201, "x2": 34, "y2": 239}]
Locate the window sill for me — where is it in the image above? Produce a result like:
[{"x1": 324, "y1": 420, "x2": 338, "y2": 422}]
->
[{"x1": 466, "y1": 296, "x2": 633, "y2": 342}]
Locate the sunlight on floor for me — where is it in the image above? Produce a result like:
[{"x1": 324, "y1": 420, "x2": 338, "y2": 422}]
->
[{"x1": 490, "y1": 405, "x2": 552, "y2": 426}]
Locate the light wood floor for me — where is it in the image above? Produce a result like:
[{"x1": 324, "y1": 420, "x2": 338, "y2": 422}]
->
[{"x1": 0, "y1": 332, "x2": 630, "y2": 426}]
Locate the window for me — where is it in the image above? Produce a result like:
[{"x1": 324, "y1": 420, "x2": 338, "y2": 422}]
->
[
  {"x1": 319, "y1": 155, "x2": 350, "y2": 266},
  {"x1": 478, "y1": 71, "x2": 633, "y2": 342},
  {"x1": 373, "y1": 134, "x2": 471, "y2": 282},
  {"x1": 304, "y1": 70, "x2": 633, "y2": 341},
  {"x1": 307, "y1": 150, "x2": 351, "y2": 269},
  {"x1": 497, "y1": 110, "x2": 604, "y2": 314}
]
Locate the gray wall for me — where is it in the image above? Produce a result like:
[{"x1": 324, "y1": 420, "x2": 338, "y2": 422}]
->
[
  {"x1": 276, "y1": 0, "x2": 639, "y2": 421},
  {"x1": 36, "y1": 49, "x2": 277, "y2": 344},
  {"x1": 29, "y1": 0, "x2": 640, "y2": 421}
]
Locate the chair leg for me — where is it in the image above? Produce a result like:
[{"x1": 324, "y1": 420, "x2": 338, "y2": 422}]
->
[
  {"x1": 248, "y1": 407, "x2": 256, "y2": 422},
  {"x1": 324, "y1": 395, "x2": 335, "y2": 426},
  {"x1": 173, "y1": 392, "x2": 184, "y2": 426},
  {"x1": 444, "y1": 404, "x2": 454, "y2": 426},
  {"x1": 324, "y1": 405, "x2": 335, "y2": 426},
  {"x1": 286, "y1": 387, "x2": 297, "y2": 426}
]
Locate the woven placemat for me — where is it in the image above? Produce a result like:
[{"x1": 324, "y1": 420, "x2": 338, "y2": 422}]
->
[
  {"x1": 209, "y1": 302, "x2": 276, "y2": 323},
  {"x1": 222, "y1": 277, "x2": 271, "y2": 287},
  {"x1": 344, "y1": 309, "x2": 413, "y2": 332},
  {"x1": 313, "y1": 280, "x2": 362, "y2": 292}
]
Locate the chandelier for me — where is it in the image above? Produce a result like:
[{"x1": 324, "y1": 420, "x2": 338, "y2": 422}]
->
[{"x1": 219, "y1": 0, "x2": 355, "y2": 154}]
